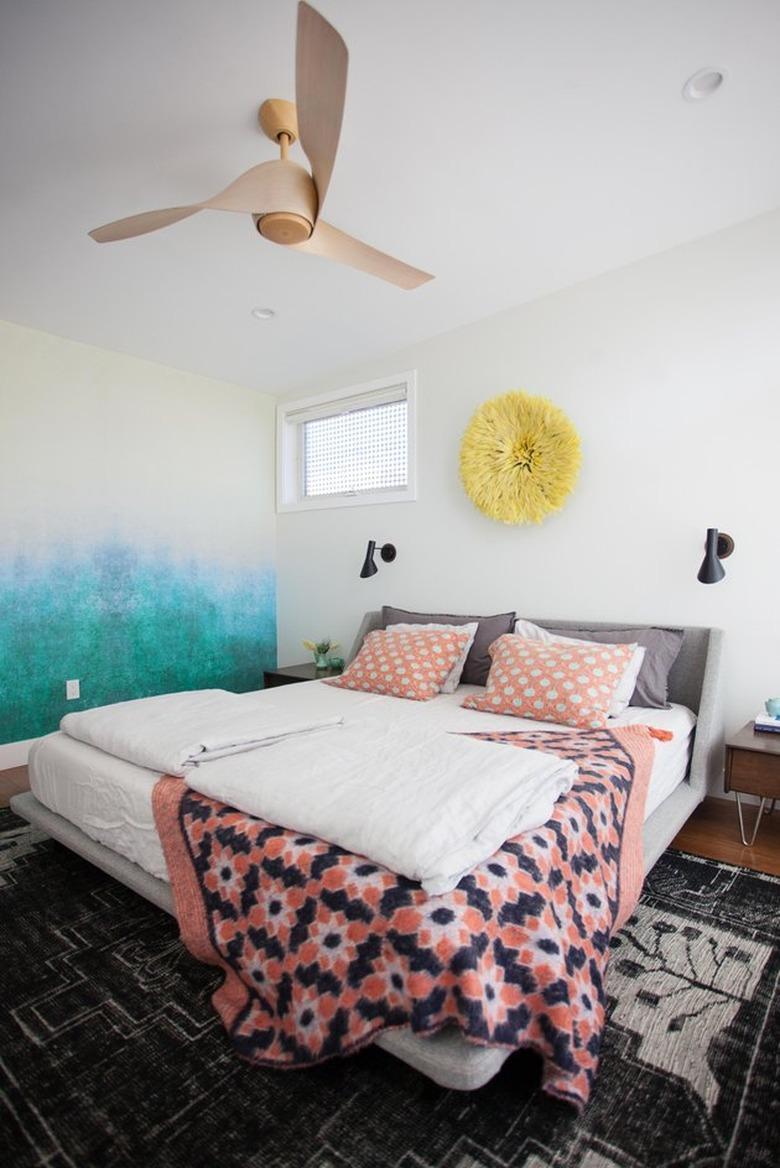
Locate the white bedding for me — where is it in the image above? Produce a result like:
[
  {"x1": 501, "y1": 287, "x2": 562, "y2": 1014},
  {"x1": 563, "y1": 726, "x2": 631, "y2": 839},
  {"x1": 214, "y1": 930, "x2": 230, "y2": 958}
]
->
[
  {"x1": 30, "y1": 682, "x2": 696, "y2": 888},
  {"x1": 182, "y1": 720, "x2": 576, "y2": 895},
  {"x1": 61, "y1": 688, "x2": 343, "y2": 775}
]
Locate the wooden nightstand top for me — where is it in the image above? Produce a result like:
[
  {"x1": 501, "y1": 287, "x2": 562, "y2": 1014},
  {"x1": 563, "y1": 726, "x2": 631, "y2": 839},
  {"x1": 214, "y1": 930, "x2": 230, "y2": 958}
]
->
[
  {"x1": 726, "y1": 722, "x2": 780, "y2": 757},
  {"x1": 264, "y1": 662, "x2": 343, "y2": 686}
]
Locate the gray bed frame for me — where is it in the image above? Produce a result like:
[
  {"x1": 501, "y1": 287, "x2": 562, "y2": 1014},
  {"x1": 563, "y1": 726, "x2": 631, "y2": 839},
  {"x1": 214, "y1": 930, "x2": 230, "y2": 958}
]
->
[{"x1": 11, "y1": 616, "x2": 723, "y2": 1092}]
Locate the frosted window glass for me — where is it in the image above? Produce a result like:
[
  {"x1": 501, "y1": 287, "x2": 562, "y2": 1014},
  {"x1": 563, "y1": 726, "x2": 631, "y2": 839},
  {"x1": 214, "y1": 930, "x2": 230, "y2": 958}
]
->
[{"x1": 303, "y1": 400, "x2": 407, "y2": 497}]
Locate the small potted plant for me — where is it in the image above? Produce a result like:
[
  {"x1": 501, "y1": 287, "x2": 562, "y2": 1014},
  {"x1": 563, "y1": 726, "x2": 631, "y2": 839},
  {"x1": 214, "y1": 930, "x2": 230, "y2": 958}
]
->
[{"x1": 303, "y1": 638, "x2": 340, "y2": 671}]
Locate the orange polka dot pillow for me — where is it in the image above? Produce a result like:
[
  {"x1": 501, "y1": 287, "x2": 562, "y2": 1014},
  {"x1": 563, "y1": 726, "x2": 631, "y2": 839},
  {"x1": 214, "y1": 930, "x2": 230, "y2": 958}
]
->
[
  {"x1": 326, "y1": 627, "x2": 473, "y2": 701},
  {"x1": 461, "y1": 633, "x2": 636, "y2": 729}
]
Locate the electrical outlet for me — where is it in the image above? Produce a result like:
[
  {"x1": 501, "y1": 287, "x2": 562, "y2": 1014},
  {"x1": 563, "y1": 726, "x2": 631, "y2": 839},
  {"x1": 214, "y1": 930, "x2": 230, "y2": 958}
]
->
[{"x1": 66, "y1": 679, "x2": 80, "y2": 700}]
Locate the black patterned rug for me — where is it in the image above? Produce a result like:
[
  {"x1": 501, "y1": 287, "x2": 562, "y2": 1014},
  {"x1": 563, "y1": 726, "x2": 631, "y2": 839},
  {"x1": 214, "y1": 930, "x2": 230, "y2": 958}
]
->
[{"x1": 1, "y1": 807, "x2": 778, "y2": 1168}]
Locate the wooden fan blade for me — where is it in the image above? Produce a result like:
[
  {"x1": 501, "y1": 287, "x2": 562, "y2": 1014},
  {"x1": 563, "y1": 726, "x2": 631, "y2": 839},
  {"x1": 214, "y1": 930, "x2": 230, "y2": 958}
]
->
[
  {"x1": 90, "y1": 160, "x2": 317, "y2": 243},
  {"x1": 295, "y1": 2, "x2": 348, "y2": 215},
  {"x1": 294, "y1": 221, "x2": 434, "y2": 290},
  {"x1": 89, "y1": 206, "x2": 200, "y2": 242},
  {"x1": 204, "y1": 160, "x2": 316, "y2": 220}
]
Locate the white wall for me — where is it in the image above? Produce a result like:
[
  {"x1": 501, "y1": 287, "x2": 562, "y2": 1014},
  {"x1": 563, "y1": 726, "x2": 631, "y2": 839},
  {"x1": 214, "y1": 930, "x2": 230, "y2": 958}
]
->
[
  {"x1": 0, "y1": 320, "x2": 276, "y2": 566},
  {"x1": 277, "y1": 209, "x2": 780, "y2": 739}
]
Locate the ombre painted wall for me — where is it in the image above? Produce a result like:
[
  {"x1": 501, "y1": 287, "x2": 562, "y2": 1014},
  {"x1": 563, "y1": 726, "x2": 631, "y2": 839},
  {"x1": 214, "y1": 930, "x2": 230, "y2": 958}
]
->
[{"x1": 0, "y1": 321, "x2": 276, "y2": 746}]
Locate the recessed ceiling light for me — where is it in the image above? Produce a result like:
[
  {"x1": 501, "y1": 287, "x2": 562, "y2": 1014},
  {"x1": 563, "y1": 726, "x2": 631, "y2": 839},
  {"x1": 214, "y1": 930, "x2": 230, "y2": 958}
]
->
[
  {"x1": 250, "y1": 306, "x2": 276, "y2": 320},
  {"x1": 682, "y1": 67, "x2": 726, "y2": 102}
]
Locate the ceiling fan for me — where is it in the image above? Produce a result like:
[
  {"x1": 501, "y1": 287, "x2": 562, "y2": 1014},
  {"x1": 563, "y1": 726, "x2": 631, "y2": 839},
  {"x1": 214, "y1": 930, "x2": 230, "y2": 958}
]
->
[{"x1": 88, "y1": 3, "x2": 433, "y2": 291}]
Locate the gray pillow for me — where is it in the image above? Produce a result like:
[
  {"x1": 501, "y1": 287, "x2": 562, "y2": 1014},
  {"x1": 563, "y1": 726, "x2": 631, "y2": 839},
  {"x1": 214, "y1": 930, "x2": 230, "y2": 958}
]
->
[
  {"x1": 541, "y1": 625, "x2": 685, "y2": 709},
  {"x1": 381, "y1": 606, "x2": 516, "y2": 687}
]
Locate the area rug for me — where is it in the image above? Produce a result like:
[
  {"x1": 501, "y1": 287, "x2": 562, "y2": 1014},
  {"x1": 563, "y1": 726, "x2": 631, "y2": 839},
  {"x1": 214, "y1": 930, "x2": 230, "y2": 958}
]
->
[{"x1": 1, "y1": 806, "x2": 777, "y2": 1167}]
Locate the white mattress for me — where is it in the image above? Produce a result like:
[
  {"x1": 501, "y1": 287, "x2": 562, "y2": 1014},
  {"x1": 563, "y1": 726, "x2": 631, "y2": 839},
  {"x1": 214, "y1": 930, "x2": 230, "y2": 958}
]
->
[{"x1": 28, "y1": 681, "x2": 696, "y2": 886}]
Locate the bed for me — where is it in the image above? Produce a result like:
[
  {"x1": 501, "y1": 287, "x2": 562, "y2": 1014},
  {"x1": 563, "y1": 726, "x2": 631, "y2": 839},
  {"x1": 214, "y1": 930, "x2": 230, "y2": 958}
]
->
[{"x1": 11, "y1": 616, "x2": 723, "y2": 1092}]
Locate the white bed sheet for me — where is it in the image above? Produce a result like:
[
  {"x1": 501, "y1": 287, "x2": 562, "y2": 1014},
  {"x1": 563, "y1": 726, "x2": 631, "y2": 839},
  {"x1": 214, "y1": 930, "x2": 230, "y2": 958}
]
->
[{"x1": 29, "y1": 681, "x2": 696, "y2": 885}]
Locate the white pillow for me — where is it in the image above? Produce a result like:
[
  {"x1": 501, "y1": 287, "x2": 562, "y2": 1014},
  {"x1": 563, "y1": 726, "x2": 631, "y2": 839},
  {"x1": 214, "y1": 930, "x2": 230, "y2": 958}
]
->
[
  {"x1": 512, "y1": 619, "x2": 646, "y2": 717},
  {"x1": 386, "y1": 622, "x2": 479, "y2": 694}
]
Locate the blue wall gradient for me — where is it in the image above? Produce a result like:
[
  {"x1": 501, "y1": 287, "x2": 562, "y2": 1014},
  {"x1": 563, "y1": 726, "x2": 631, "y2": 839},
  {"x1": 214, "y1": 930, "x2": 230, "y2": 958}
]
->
[{"x1": 0, "y1": 541, "x2": 276, "y2": 743}]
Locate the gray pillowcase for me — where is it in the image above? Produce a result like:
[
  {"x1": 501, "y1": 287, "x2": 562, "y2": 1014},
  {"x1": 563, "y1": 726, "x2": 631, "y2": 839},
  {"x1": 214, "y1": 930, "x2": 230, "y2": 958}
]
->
[
  {"x1": 381, "y1": 607, "x2": 516, "y2": 687},
  {"x1": 541, "y1": 625, "x2": 685, "y2": 709}
]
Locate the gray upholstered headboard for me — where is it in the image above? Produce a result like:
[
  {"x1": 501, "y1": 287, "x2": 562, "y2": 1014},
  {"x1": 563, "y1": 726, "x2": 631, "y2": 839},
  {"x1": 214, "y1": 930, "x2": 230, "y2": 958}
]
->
[{"x1": 348, "y1": 612, "x2": 724, "y2": 797}]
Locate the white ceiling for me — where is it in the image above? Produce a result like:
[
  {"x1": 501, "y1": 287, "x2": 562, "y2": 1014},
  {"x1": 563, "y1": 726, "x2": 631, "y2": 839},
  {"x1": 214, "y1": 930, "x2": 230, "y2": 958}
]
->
[{"x1": 1, "y1": 0, "x2": 779, "y2": 395}]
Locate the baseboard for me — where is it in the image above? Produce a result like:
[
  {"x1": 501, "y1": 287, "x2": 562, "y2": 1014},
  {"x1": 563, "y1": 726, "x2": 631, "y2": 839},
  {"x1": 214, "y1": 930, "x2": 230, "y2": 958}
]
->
[{"x1": 0, "y1": 738, "x2": 38, "y2": 769}]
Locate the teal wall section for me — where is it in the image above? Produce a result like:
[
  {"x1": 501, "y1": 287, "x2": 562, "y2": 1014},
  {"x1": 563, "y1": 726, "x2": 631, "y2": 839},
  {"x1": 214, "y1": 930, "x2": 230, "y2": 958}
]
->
[{"x1": 0, "y1": 542, "x2": 276, "y2": 742}]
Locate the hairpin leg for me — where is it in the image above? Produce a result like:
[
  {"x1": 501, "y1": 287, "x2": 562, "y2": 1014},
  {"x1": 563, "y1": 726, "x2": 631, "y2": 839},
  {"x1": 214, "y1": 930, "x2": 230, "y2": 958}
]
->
[{"x1": 735, "y1": 793, "x2": 768, "y2": 847}]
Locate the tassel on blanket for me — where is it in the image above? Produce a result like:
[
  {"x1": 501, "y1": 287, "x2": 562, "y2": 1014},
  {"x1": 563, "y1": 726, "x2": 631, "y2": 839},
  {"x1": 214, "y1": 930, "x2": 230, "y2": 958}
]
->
[{"x1": 648, "y1": 727, "x2": 674, "y2": 742}]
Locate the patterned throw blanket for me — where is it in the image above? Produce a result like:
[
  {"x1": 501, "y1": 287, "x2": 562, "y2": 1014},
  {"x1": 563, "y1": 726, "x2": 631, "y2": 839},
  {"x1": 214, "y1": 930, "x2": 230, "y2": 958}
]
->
[{"x1": 153, "y1": 725, "x2": 662, "y2": 1109}]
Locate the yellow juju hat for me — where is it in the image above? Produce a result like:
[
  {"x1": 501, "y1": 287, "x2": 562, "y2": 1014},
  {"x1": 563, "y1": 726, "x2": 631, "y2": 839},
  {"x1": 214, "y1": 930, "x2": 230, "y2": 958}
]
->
[{"x1": 460, "y1": 391, "x2": 581, "y2": 525}]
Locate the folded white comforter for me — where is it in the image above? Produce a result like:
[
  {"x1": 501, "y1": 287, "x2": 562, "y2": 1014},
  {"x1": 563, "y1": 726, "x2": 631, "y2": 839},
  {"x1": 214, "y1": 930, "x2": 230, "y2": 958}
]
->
[
  {"x1": 60, "y1": 689, "x2": 343, "y2": 777},
  {"x1": 183, "y1": 719, "x2": 576, "y2": 894}
]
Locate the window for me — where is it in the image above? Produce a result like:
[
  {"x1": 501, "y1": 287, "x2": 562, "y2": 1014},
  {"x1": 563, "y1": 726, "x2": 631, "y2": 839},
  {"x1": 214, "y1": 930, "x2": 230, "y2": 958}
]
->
[{"x1": 277, "y1": 372, "x2": 417, "y2": 512}]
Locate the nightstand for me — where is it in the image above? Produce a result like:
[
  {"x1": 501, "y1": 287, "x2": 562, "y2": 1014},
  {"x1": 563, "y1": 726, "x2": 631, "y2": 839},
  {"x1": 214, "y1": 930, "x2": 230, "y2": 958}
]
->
[
  {"x1": 263, "y1": 662, "x2": 343, "y2": 688},
  {"x1": 724, "y1": 722, "x2": 780, "y2": 845}
]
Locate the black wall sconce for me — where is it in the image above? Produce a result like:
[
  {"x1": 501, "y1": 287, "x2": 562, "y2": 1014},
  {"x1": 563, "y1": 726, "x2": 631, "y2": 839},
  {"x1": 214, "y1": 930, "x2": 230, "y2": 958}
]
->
[
  {"x1": 360, "y1": 540, "x2": 397, "y2": 579},
  {"x1": 697, "y1": 528, "x2": 735, "y2": 584}
]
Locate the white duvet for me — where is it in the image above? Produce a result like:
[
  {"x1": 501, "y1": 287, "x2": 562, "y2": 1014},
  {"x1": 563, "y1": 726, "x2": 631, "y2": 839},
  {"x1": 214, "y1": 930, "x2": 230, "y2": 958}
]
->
[
  {"x1": 184, "y1": 717, "x2": 576, "y2": 894},
  {"x1": 58, "y1": 682, "x2": 577, "y2": 895},
  {"x1": 60, "y1": 689, "x2": 343, "y2": 777}
]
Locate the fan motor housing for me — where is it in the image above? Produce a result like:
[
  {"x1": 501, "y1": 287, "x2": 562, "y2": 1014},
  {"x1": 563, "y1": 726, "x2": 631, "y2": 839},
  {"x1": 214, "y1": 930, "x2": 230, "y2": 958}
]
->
[
  {"x1": 249, "y1": 159, "x2": 316, "y2": 246},
  {"x1": 254, "y1": 211, "x2": 313, "y2": 245}
]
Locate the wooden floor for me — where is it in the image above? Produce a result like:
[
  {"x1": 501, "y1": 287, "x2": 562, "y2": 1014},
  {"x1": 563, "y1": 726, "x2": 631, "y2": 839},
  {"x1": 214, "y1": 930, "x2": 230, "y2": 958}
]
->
[
  {"x1": 0, "y1": 765, "x2": 30, "y2": 808},
  {"x1": 1, "y1": 765, "x2": 779, "y2": 876},
  {"x1": 672, "y1": 794, "x2": 780, "y2": 877}
]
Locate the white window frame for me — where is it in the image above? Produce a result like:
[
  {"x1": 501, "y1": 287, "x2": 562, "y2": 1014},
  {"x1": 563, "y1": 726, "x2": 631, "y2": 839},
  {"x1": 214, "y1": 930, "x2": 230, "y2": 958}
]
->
[{"x1": 276, "y1": 371, "x2": 417, "y2": 513}]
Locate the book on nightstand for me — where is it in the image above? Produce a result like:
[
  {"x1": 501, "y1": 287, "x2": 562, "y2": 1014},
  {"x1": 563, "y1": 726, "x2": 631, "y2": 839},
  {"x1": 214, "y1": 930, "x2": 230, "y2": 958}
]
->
[{"x1": 753, "y1": 713, "x2": 780, "y2": 734}]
